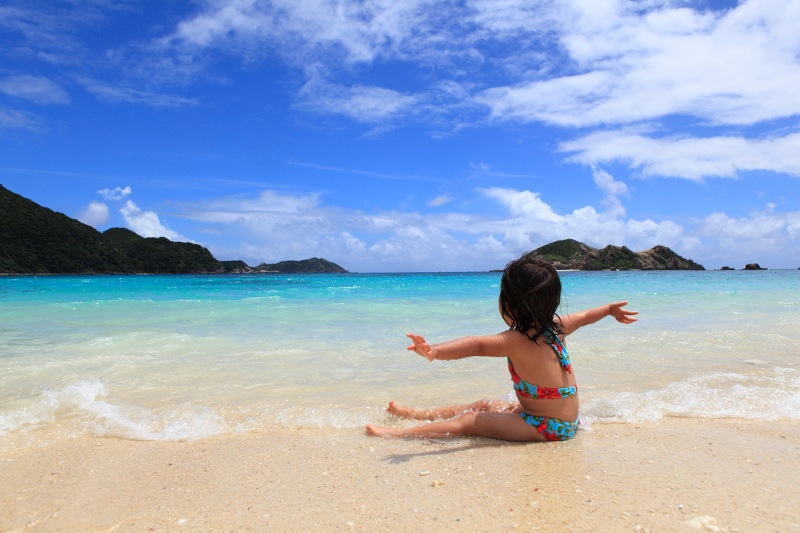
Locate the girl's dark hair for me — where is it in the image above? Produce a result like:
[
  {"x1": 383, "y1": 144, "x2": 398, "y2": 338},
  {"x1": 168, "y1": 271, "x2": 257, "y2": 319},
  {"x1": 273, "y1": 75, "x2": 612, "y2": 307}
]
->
[{"x1": 499, "y1": 254, "x2": 562, "y2": 342}]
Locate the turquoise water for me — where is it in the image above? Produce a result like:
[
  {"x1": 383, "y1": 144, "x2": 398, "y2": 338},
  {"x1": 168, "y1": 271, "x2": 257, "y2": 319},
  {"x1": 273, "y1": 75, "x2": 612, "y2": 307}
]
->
[{"x1": 1, "y1": 270, "x2": 799, "y2": 448}]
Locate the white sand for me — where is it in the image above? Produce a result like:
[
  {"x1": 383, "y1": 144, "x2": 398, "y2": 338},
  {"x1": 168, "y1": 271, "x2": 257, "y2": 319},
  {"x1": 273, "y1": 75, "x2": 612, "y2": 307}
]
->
[{"x1": 2, "y1": 419, "x2": 799, "y2": 532}]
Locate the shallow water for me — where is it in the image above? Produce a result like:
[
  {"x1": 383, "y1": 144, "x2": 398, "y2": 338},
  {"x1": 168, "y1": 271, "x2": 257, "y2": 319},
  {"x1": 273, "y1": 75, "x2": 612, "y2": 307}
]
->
[{"x1": 1, "y1": 270, "x2": 798, "y2": 449}]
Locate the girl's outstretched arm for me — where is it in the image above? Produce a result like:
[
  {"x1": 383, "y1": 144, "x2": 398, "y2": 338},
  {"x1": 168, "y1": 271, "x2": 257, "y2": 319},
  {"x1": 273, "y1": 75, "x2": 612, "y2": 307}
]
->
[
  {"x1": 406, "y1": 332, "x2": 511, "y2": 361},
  {"x1": 560, "y1": 301, "x2": 638, "y2": 335}
]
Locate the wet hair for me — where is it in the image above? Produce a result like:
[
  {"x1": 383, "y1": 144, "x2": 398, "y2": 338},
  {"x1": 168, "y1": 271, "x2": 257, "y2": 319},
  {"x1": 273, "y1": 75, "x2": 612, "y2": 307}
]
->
[{"x1": 499, "y1": 254, "x2": 563, "y2": 342}]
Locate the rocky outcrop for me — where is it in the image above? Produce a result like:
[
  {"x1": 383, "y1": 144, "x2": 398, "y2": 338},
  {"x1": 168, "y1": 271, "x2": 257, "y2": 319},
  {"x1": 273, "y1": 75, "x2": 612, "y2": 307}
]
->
[
  {"x1": 744, "y1": 263, "x2": 766, "y2": 270},
  {"x1": 634, "y1": 245, "x2": 705, "y2": 270},
  {"x1": 526, "y1": 240, "x2": 704, "y2": 270}
]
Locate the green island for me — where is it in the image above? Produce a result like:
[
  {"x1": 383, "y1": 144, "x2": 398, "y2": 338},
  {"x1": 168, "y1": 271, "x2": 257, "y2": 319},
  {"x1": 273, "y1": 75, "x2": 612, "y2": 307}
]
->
[{"x1": 523, "y1": 238, "x2": 705, "y2": 271}]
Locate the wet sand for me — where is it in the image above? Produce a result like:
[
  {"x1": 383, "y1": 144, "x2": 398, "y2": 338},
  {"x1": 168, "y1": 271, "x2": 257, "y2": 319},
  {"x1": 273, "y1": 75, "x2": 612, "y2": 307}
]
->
[{"x1": 2, "y1": 418, "x2": 799, "y2": 532}]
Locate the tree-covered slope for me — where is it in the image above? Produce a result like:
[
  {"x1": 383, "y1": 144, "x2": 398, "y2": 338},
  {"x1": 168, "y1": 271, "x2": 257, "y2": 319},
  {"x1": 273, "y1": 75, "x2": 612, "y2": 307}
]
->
[
  {"x1": 1, "y1": 185, "x2": 127, "y2": 273},
  {"x1": 1, "y1": 185, "x2": 349, "y2": 274},
  {"x1": 1, "y1": 185, "x2": 220, "y2": 274},
  {"x1": 527, "y1": 239, "x2": 704, "y2": 270}
]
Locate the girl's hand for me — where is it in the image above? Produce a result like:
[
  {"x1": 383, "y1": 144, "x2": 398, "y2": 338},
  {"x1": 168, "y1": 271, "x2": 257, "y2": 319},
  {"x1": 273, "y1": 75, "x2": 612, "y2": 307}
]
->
[
  {"x1": 609, "y1": 301, "x2": 638, "y2": 324},
  {"x1": 406, "y1": 333, "x2": 435, "y2": 361}
]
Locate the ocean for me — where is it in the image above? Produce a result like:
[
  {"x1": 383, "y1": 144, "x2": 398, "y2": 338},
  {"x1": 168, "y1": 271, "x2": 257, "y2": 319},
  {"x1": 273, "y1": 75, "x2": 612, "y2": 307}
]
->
[{"x1": 1, "y1": 270, "x2": 798, "y2": 451}]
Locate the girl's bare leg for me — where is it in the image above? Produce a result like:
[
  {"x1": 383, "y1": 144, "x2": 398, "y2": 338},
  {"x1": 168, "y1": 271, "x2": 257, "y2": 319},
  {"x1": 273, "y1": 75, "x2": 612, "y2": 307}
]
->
[
  {"x1": 366, "y1": 409, "x2": 546, "y2": 442},
  {"x1": 386, "y1": 401, "x2": 471, "y2": 421},
  {"x1": 386, "y1": 399, "x2": 518, "y2": 421}
]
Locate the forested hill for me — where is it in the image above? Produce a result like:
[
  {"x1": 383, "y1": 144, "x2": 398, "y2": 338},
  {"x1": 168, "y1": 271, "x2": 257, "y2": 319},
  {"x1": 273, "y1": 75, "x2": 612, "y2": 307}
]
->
[
  {"x1": 219, "y1": 258, "x2": 348, "y2": 273},
  {"x1": 0, "y1": 185, "x2": 347, "y2": 274},
  {"x1": 526, "y1": 239, "x2": 705, "y2": 270}
]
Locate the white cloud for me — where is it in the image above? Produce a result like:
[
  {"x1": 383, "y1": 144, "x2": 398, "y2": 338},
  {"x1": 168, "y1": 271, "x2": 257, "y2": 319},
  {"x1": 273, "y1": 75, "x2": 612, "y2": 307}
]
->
[
  {"x1": 476, "y1": 187, "x2": 665, "y2": 252},
  {"x1": 98, "y1": 186, "x2": 132, "y2": 201},
  {"x1": 701, "y1": 205, "x2": 800, "y2": 243},
  {"x1": 561, "y1": 131, "x2": 800, "y2": 181},
  {"x1": 698, "y1": 207, "x2": 800, "y2": 266},
  {"x1": 178, "y1": 189, "x2": 487, "y2": 269},
  {"x1": 0, "y1": 75, "x2": 70, "y2": 105},
  {"x1": 120, "y1": 200, "x2": 189, "y2": 242},
  {"x1": 591, "y1": 166, "x2": 627, "y2": 217},
  {"x1": 480, "y1": 187, "x2": 563, "y2": 222},
  {"x1": 78, "y1": 201, "x2": 110, "y2": 228},
  {"x1": 427, "y1": 194, "x2": 452, "y2": 207},
  {"x1": 474, "y1": 1, "x2": 800, "y2": 128},
  {"x1": 592, "y1": 166, "x2": 627, "y2": 196}
]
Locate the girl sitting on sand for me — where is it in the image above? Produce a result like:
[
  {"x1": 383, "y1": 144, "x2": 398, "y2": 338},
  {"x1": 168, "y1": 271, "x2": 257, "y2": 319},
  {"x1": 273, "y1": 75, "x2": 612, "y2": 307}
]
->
[{"x1": 366, "y1": 254, "x2": 637, "y2": 442}]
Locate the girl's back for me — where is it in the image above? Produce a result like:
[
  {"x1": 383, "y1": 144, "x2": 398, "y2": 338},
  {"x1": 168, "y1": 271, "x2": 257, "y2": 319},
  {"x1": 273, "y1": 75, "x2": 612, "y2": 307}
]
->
[{"x1": 504, "y1": 329, "x2": 579, "y2": 422}]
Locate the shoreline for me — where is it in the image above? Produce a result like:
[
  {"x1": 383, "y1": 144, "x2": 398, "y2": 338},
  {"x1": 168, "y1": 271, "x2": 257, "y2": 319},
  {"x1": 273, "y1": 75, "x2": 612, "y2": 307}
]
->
[
  {"x1": 2, "y1": 418, "x2": 798, "y2": 532},
  {"x1": 5, "y1": 269, "x2": 798, "y2": 277}
]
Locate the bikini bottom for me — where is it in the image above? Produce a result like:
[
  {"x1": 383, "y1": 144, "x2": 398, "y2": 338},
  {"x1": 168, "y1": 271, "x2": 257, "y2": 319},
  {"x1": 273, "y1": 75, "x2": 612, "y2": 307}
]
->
[{"x1": 520, "y1": 412, "x2": 579, "y2": 441}]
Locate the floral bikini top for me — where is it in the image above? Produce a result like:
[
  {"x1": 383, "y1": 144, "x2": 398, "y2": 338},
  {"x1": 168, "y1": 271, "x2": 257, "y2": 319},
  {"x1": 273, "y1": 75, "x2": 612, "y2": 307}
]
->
[{"x1": 507, "y1": 328, "x2": 577, "y2": 399}]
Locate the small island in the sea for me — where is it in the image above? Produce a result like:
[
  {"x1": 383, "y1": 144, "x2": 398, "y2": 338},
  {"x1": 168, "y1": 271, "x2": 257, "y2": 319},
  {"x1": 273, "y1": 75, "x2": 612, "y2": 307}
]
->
[
  {"x1": 517, "y1": 238, "x2": 705, "y2": 271},
  {"x1": 0, "y1": 184, "x2": 347, "y2": 275},
  {"x1": 218, "y1": 258, "x2": 347, "y2": 274}
]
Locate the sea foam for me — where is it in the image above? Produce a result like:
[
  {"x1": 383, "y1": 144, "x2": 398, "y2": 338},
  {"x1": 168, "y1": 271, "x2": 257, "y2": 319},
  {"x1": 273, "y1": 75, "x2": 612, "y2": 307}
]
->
[
  {"x1": 582, "y1": 367, "x2": 800, "y2": 425},
  {"x1": 0, "y1": 379, "x2": 233, "y2": 442}
]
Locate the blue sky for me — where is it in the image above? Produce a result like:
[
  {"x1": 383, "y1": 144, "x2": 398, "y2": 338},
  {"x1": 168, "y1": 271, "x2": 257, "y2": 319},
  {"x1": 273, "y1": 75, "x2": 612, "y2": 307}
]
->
[{"x1": 2, "y1": 0, "x2": 799, "y2": 272}]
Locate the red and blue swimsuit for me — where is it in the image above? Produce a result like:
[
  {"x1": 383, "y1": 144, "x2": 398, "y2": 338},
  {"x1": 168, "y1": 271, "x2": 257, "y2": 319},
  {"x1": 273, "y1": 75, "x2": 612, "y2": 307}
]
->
[{"x1": 507, "y1": 328, "x2": 579, "y2": 441}]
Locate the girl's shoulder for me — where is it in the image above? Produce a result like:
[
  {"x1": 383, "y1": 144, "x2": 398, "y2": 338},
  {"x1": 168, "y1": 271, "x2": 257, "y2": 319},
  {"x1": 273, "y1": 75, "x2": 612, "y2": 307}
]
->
[{"x1": 502, "y1": 328, "x2": 551, "y2": 354}]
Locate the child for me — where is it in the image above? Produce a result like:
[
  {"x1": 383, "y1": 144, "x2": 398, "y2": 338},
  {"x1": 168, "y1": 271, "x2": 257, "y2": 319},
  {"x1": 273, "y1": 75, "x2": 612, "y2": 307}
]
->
[{"x1": 365, "y1": 254, "x2": 637, "y2": 442}]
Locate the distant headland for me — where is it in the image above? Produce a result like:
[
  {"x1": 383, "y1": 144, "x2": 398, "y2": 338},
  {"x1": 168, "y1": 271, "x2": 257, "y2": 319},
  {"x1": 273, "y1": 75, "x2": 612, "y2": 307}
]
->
[
  {"x1": 0, "y1": 184, "x2": 347, "y2": 275},
  {"x1": 518, "y1": 238, "x2": 705, "y2": 271}
]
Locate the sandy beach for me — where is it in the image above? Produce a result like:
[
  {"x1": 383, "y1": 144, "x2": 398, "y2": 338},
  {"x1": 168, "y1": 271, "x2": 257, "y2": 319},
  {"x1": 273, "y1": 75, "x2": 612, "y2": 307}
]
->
[{"x1": 2, "y1": 418, "x2": 798, "y2": 532}]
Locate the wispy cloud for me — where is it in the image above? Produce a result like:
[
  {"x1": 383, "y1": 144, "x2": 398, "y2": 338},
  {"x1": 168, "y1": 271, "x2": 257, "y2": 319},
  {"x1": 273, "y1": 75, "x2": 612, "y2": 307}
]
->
[
  {"x1": 0, "y1": 106, "x2": 42, "y2": 130},
  {"x1": 162, "y1": 0, "x2": 450, "y2": 66},
  {"x1": 0, "y1": 75, "x2": 69, "y2": 104},
  {"x1": 288, "y1": 161, "x2": 441, "y2": 183},
  {"x1": 298, "y1": 70, "x2": 421, "y2": 124},
  {"x1": 427, "y1": 194, "x2": 452, "y2": 207},
  {"x1": 0, "y1": 1, "x2": 110, "y2": 66},
  {"x1": 76, "y1": 77, "x2": 198, "y2": 108}
]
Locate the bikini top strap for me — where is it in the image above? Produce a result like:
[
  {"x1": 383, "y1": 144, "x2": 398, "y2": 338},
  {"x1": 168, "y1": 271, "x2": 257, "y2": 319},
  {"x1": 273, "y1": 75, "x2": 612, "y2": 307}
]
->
[{"x1": 542, "y1": 327, "x2": 572, "y2": 373}]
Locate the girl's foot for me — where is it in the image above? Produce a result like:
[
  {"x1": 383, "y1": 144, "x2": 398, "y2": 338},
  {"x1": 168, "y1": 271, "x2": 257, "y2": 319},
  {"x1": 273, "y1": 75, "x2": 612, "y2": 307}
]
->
[{"x1": 365, "y1": 424, "x2": 402, "y2": 438}]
